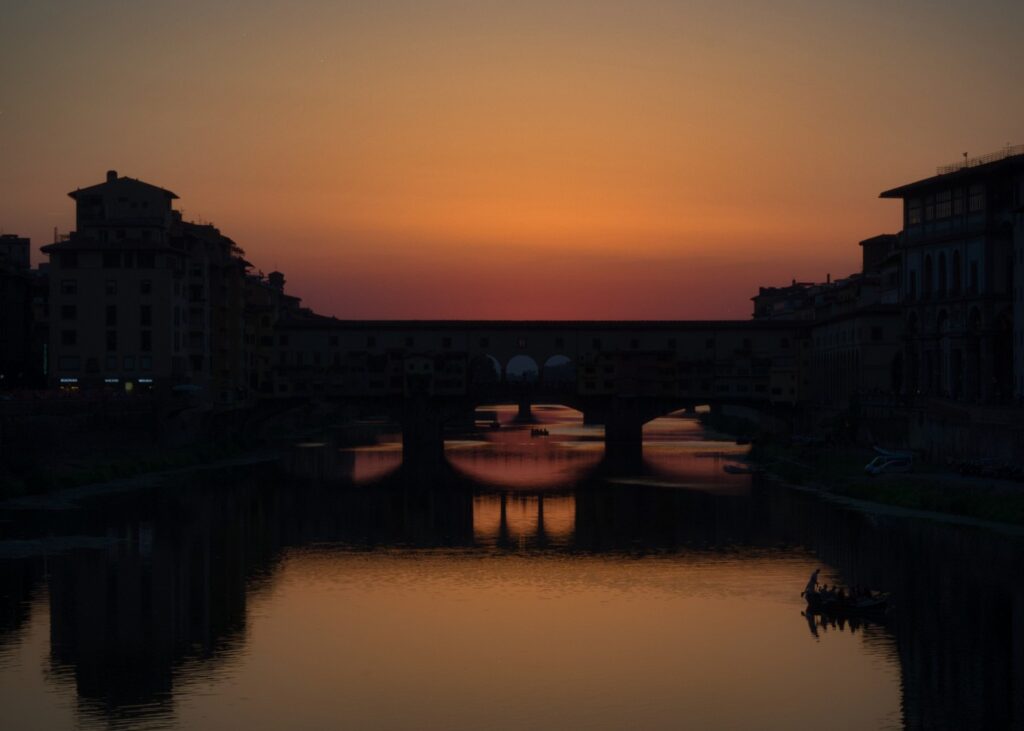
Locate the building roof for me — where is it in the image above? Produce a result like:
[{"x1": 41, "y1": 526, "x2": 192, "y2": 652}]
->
[
  {"x1": 68, "y1": 171, "x2": 179, "y2": 200},
  {"x1": 879, "y1": 149, "x2": 1024, "y2": 199}
]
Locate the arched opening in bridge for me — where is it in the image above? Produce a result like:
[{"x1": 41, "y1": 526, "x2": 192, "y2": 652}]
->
[
  {"x1": 541, "y1": 355, "x2": 574, "y2": 387},
  {"x1": 506, "y1": 355, "x2": 539, "y2": 383},
  {"x1": 469, "y1": 354, "x2": 502, "y2": 386}
]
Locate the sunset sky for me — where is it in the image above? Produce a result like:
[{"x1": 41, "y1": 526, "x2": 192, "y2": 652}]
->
[{"x1": 2, "y1": 0, "x2": 1022, "y2": 319}]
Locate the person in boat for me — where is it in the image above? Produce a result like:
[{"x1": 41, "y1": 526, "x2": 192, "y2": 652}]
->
[{"x1": 804, "y1": 569, "x2": 821, "y2": 596}]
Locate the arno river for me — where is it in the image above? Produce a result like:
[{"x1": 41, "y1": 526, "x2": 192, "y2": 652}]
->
[{"x1": 1, "y1": 407, "x2": 1022, "y2": 730}]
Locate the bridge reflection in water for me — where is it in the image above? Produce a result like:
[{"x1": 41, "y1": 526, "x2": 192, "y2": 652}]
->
[{"x1": 1, "y1": 415, "x2": 1022, "y2": 729}]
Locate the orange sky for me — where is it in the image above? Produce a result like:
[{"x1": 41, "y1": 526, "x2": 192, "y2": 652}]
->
[{"x1": 2, "y1": 0, "x2": 1021, "y2": 318}]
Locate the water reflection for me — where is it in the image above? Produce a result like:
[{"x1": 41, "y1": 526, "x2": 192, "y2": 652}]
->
[{"x1": 0, "y1": 409, "x2": 1021, "y2": 729}]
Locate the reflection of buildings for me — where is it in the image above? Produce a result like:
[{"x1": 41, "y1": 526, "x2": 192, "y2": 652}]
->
[{"x1": 1, "y1": 462, "x2": 1020, "y2": 728}]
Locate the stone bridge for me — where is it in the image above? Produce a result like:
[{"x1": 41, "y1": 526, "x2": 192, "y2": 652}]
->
[{"x1": 274, "y1": 319, "x2": 808, "y2": 464}]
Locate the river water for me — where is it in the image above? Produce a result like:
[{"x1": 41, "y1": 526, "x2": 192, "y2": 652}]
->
[{"x1": 1, "y1": 407, "x2": 1022, "y2": 730}]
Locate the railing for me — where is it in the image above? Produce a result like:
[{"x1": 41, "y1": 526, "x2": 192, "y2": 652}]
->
[{"x1": 937, "y1": 144, "x2": 1024, "y2": 175}]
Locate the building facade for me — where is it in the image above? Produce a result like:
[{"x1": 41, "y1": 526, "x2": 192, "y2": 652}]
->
[{"x1": 880, "y1": 147, "x2": 1023, "y2": 404}]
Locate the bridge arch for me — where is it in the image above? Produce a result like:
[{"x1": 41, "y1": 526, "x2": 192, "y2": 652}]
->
[
  {"x1": 469, "y1": 354, "x2": 503, "y2": 386},
  {"x1": 540, "y1": 354, "x2": 575, "y2": 387},
  {"x1": 506, "y1": 355, "x2": 540, "y2": 384}
]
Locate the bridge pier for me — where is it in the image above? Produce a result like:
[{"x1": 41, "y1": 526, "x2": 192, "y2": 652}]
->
[
  {"x1": 400, "y1": 398, "x2": 447, "y2": 468},
  {"x1": 603, "y1": 398, "x2": 646, "y2": 470},
  {"x1": 515, "y1": 396, "x2": 536, "y2": 423}
]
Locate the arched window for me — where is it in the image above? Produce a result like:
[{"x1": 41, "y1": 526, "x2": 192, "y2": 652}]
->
[
  {"x1": 951, "y1": 250, "x2": 962, "y2": 295},
  {"x1": 938, "y1": 253, "x2": 947, "y2": 297}
]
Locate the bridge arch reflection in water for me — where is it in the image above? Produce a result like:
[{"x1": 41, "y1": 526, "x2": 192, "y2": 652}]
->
[{"x1": 2, "y1": 415, "x2": 1023, "y2": 729}]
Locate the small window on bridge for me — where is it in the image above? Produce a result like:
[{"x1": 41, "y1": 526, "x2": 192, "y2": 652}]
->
[
  {"x1": 555, "y1": 337, "x2": 564, "y2": 348},
  {"x1": 517, "y1": 337, "x2": 527, "y2": 348}
]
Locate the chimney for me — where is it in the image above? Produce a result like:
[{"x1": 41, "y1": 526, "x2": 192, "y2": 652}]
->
[
  {"x1": 826, "y1": 273, "x2": 831, "y2": 284},
  {"x1": 106, "y1": 170, "x2": 118, "y2": 182}
]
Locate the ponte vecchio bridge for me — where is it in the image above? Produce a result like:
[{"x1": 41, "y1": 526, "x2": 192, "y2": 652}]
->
[{"x1": 275, "y1": 318, "x2": 808, "y2": 464}]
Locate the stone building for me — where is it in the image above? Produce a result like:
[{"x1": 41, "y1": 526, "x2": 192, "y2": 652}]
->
[
  {"x1": 40, "y1": 171, "x2": 254, "y2": 402},
  {"x1": 880, "y1": 146, "x2": 1023, "y2": 403}
]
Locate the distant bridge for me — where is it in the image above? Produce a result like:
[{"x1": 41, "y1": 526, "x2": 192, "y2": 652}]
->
[{"x1": 274, "y1": 319, "x2": 808, "y2": 464}]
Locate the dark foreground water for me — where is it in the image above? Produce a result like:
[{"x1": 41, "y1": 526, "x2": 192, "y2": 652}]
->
[{"x1": 1, "y1": 407, "x2": 1023, "y2": 730}]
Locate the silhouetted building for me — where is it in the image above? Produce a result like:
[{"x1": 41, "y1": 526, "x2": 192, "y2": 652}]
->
[
  {"x1": 0, "y1": 235, "x2": 33, "y2": 387},
  {"x1": 38, "y1": 171, "x2": 275, "y2": 403},
  {"x1": 880, "y1": 146, "x2": 1023, "y2": 403}
]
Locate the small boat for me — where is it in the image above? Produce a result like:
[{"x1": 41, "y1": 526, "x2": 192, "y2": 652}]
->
[
  {"x1": 803, "y1": 588, "x2": 889, "y2": 616},
  {"x1": 530, "y1": 427, "x2": 550, "y2": 437}
]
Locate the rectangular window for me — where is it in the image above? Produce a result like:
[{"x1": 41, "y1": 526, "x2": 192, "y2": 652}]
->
[
  {"x1": 140, "y1": 356, "x2": 152, "y2": 371},
  {"x1": 57, "y1": 356, "x2": 80, "y2": 370},
  {"x1": 123, "y1": 252, "x2": 134, "y2": 268},
  {"x1": 137, "y1": 252, "x2": 155, "y2": 268},
  {"x1": 103, "y1": 252, "x2": 121, "y2": 268},
  {"x1": 106, "y1": 305, "x2": 117, "y2": 326},
  {"x1": 935, "y1": 190, "x2": 952, "y2": 219},
  {"x1": 60, "y1": 304, "x2": 77, "y2": 320},
  {"x1": 907, "y1": 198, "x2": 922, "y2": 225},
  {"x1": 60, "y1": 279, "x2": 77, "y2": 295},
  {"x1": 140, "y1": 279, "x2": 152, "y2": 295},
  {"x1": 140, "y1": 305, "x2": 152, "y2": 327},
  {"x1": 106, "y1": 279, "x2": 118, "y2": 296},
  {"x1": 123, "y1": 356, "x2": 135, "y2": 370},
  {"x1": 953, "y1": 189, "x2": 965, "y2": 215},
  {"x1": 59, "y1": 252, "x2": 79, "y2": 268},
  {"x1": 140, "y1": 330, "x2": 152, "y2": 352},
  {"x1": 970, "y1": 262, "x2": 979, "y2": 294},
  {"x1": 61, "y1": 330, "x2": 76, "y2": 346},
  {"x1": 105, "y1": 355, "x2": 117, "y2": 370},
  {"x1": 106, "y1": 330, "x2": 117, "y2": 351},
  {"x1": 969, "y1": 184, "x2": 985, "y2": 212}
]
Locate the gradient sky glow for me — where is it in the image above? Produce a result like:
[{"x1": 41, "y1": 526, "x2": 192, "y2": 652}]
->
[{"x1": 2, "y1": 0, "x2": 1022, "y2": 318}]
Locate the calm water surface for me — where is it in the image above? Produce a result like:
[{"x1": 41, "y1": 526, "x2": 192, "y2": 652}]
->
[{"x1": 1, "y1": 407, "x2": 1022, "y2": 730}]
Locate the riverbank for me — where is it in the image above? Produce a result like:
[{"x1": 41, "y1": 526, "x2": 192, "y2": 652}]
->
[
  {"x1": 0, "y1": 434, "x2": 259, "y2": 499},
  {"x1": 751, "y1": 441, "x2": 1024, "y2": 529}
]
